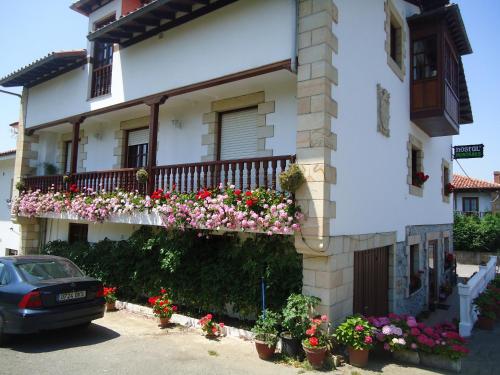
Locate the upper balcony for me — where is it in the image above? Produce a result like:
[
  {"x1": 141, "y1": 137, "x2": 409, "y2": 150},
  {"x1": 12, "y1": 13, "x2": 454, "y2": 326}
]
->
[{"x1": 408, "y1": 4, "x2": 473, "y2": 137}]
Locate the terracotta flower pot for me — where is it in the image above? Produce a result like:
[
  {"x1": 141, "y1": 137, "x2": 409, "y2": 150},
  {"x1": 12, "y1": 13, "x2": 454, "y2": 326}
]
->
[
  {"x1": 106, "y1": 302, "x2": 116, "y2": 312},
  {"x1": 303, "y1": 345, "x2": 327, "y2": 369},
  {"x1": 476, "y1": 316, "x2": 495, "y2": 330},
  {"x1": 254, "y1": 340, "x2": 276, "y2": 360},
  {"x1": 159, "y1": 317, "x2": 170, "y2": 328},
  {"x1": 348, "y1": 347, "x2": 369, "y2": 368}
]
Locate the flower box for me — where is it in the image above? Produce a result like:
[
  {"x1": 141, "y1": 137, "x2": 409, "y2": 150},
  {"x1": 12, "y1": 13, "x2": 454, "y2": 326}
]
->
[
  {"x1": 393, "y1": 349, "x2": 420, "y2": 365},
  {"x1": 420, "y1": 352, "x2": 462, "y2": 373}
]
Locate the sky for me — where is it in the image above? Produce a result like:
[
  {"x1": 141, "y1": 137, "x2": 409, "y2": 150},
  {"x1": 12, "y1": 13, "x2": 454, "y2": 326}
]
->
[{"x1": 0, "y1": 0, "x2": 498, "y2": 182}]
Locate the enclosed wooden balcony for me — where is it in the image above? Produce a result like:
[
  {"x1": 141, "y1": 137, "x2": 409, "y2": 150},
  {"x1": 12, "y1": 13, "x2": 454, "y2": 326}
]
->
[
  {"x1": 408, "y1": 4, "x2": 473, "y2": 137},
  {"x1": 23, "y1": 155, "x2": 295, "y2": 194}
]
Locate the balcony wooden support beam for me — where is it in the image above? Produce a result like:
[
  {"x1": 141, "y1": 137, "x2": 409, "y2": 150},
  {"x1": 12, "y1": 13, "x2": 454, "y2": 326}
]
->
[
  {"x1": 145, "y1": 96, "x2": 167, "y2": 194},
  {"x1": 69, "y1": 116, "x2": 85, "y2": 175}
]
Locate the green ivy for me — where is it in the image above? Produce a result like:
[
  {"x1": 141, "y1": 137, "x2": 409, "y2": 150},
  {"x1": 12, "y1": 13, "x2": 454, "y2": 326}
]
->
[{"x1": 42, "y1": 227, "x2": 302, "y2": 317}]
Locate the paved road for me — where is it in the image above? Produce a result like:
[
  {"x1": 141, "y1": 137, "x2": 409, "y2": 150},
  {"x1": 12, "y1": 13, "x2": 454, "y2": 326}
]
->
[
  {"x1": 1, "y1": 310, "x2": 497, "y2": 375},
  {"x1": 0, "y1": 311, "x2": 297, "y2": 375}
]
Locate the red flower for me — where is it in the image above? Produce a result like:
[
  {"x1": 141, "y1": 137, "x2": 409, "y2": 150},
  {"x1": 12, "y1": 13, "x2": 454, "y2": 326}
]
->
[
  {"x1": 160, "y1": 288, "x2": 167, "y2": 294},
  {"x1": 196, "y1": 189, "x2": 211, "y2": 200},
  {"x1": 69, "y1": 184, "x2": 79, "y2": 193},
  {"x1": 309, "y1": 337, "x2": 319, "y2": 347},
  {"x1": 234, "y1": 189, "x2": 241, "y2": 196},
  {"x1": 246, "y1": 199, "x2": 254, "y2": 207},
  {"x1": 245, "y1": 191, "x2": 252, "y2": 197}
]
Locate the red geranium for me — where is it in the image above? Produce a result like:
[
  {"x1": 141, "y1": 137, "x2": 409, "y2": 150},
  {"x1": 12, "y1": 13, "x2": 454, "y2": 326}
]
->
[
  {"x1": 199, "y1": 313, "x2": 224, "y2": 337},
  {"x1": 196, "y1": 189, "x2": 211, "y2": 200},
  {"x1": 69, "y1": 183, "x2": 79, "y2": 193},
  {"x1": 308, "y1": 337, "x2": 319, "y2": 347},
  {"x1": 148, "y1": 288, "x2": 177, "y2": 319},
  {"x1": 103, "y1": 286, "x2": 117, "y2": 303}
]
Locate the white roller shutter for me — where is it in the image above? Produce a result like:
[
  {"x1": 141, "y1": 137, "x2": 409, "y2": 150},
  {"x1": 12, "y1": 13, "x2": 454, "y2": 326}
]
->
[
  {"x1": 220, "y1": 108, "x2": 258, "y2": 160},
  {"x1": 128, "y1": 128, "x2": 149, "y2": 146}
]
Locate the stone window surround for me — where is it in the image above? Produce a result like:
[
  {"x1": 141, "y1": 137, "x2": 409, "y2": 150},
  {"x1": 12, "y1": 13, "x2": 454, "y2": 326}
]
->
[
  {"x1": 384, "y1": 0, "x2": 406, "y2": 81},
  {"x1": 57, "y1": 131, "x2": 87, "y2": 174},
  {"x1": 441, "y1": 158, "x2": 451, "y2": 203},
  {"x1": 201, "y1": 91, "x2": 275, "y2": 162},
  {"x1": 114, "y1": 116, "x2": 150, "y2": 169},
  {"x1": 407, "y1": 134, "x2": 424, "y2": 197},
  {"x1": 405, "y1": 234, "x2": 423, "y2": 298}
]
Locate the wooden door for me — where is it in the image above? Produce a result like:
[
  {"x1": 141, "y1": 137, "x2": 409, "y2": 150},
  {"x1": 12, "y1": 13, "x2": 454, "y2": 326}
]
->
[{"x1": 353, "y1": 247, "x2": 389, "y2": 317}]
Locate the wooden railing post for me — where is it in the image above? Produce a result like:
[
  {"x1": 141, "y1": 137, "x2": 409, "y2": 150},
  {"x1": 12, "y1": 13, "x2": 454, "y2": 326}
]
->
[
  {"x1": 69, "y1": 116, "x2": 85, "y2": 176},
  {"x1": 145, "y1": 95, "x2": 167, "y2": 195}
]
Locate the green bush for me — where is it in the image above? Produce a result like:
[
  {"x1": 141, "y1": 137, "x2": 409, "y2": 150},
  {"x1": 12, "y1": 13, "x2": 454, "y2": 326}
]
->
[
  {"x1": 42, "y1": 227, "x2": 302, "y2": 316},
  {"x1": 454, "y1": 213, "x2": 500, "y2": 252}
]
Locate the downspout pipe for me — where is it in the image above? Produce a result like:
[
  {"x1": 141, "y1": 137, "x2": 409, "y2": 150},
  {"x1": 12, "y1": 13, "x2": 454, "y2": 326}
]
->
[{"x1": 291, "y1": 0, "x2": 298, "y2": 73}]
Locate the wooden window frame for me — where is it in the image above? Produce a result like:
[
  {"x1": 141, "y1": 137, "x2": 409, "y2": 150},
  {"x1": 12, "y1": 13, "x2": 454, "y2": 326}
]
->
[
  {"x1": 90, "y1": 14, "x2": 116, "y2": 99},
  {"x1": 125, "y1": 126, "x2": 149, "y2": 168},
  {"x1": 68, "y1": 223, "x2": 89, "y2": 244},
  {"x1": 63, "y1": 140, "x2": 72, "y2": 174},
  {"x1": 385, "y1": 0, "x2": 406, "y2": 80},
  {"x1": 215, "y1": 106, "x2": 258, "y2": 162},
  {"x1": 462, "y1": 197, "x2": 479, "y2": 213}
]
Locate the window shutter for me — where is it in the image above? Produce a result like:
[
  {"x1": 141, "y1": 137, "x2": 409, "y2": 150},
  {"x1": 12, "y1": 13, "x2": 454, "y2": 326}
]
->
[
  {"x1": 128, "y1": 128, "x2": 149, "y2": 146},
  {"x1": 220, "y1": 108, "x2": 258, "y2": 160}
]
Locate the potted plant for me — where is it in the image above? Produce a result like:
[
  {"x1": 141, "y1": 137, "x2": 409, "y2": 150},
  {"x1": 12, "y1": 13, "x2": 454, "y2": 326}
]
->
[
  {"x1": 414, "y1": 172, "x2": 429, "y2": 187},
  {"x1": 279, "y1": 164, "x2": 306, "y2": 193},
  {"x1": 148, "y1": 288, "x2": 178, "y2": 328},
  {"x1": 335, "y1": 315, "x2": 374, "y2": 368},
  {"x1": 251, "y1": 310, "x2": 281, "y2": 360},
  {"x1": 136, "y1": 168, "x2": 148, "y2": 184},
  {"x1": 302, "y1": 315, "x2": 331, "y2": 369},
  {"x1": 103, "y1": 286, "x2": 117, "y2": 311},
  {"x1": 280, "y1": 294, "x2": 321, "y2": 359},
  {"x1": 474, "y1": 292, "x2": 496, "y2": 330},
  {"x1": 199, "y1": 314, "x2": 224, "y2": 338},
  {"x1": 444, "y1": 183, "x2": 454, "y2": 196}
]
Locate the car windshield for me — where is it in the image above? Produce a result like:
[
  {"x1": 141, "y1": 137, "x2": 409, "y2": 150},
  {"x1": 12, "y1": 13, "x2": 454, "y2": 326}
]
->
[{"x1": 16, "y1": 259, "x2": 84, "y2": 282}]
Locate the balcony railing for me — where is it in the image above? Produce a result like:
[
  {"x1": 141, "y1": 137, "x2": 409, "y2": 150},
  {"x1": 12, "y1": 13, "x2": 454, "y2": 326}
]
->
[
  {"x1": 23, "y1": 155, "x2": 296, "y2": 194},
  {"x1": 454, "y1": 211, "x2": 492, "y2": 218}
]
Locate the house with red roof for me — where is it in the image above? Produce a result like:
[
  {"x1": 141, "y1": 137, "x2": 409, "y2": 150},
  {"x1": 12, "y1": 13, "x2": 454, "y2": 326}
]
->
[{"x1": 452, "y1": 173, "x2": 500, "y2": 216}]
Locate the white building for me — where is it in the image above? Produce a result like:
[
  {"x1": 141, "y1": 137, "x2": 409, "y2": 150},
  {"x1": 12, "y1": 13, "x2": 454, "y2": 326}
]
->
[
  {"x1": 453, "y1": 173, "x2": 500, "y2": 216},
  {"x1": 0, "y1": 0, "x2": 474, "y2": 319},
  {"x1": 0, "y1": 148, "x2": 19, "y2": 256}
]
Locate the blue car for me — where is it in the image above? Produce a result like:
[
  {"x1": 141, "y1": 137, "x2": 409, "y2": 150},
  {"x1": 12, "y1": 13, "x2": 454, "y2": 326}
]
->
[{"x1": 0, "y1": 255, "x2": 105, "y2": 344}]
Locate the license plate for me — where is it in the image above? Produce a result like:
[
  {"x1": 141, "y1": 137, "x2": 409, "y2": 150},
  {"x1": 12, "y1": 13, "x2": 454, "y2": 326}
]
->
[{"x1": 58, "y1": 291, "x2": 86, "y2": 302}]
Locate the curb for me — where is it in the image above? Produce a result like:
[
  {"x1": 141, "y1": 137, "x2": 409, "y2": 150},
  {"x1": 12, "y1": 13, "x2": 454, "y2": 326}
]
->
[{"x1": 115, "y1": 300, "x2": 254, "y2": 341}]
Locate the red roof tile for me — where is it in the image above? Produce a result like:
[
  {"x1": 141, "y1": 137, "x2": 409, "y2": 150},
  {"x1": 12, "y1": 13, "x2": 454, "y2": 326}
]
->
[{"x1": 452, "y1": 174, "x2": 500, "y2": 191}]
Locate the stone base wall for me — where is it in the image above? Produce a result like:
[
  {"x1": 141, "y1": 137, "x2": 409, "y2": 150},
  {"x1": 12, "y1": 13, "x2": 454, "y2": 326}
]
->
[
  {"x1": 455, "y1": 251, "x2": 499, "y2": 265},
  {"x1": 392, "y1": 223, "x2": 453, "y2": 316}
]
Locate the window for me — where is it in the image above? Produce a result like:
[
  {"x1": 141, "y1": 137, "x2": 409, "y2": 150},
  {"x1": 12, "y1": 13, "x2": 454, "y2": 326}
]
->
[
  {"x1": 390, "y1": 18, "x2": 402, "y2": 67},
  {"x1": 7, "y1": 248, "x2": 18, "y2": 256},
  {"x1": 16, "y1": 259, "x2": 84, "y2": 282},
  {"x1": 126, "y1": 128, "x2": 149, "y2": 168},
  {"x1": 91, "y1": 15, "x2": 116, "y2": 98},
  {"x1": 411, "y1": 147, "x2": 422, "y2": 186},
  {"x1": 412, "y1": 36, "x2": 437, "y2": 80},
  {"x1": 462, "y1": 197, "x2": 479, "y2": 213},
  {"x1": 68, "y1": 223, "x2": 88, "y2": 244},
  {"x1": 444, "y1": 41, "x2": 459, "y2": 94},
  {"x1": 385, "y1": 0, "x2": 405, "y2": 80},
  {"x1": 219, "y1": 107, "x2": 258, "y2": 160},
  {"x1": 409, "y1": 244, "x2": 421, "y2": 294},
  {"x1": 0, "y1": 263, "x2": 11, "y2": 286},
  {"x1": 64, "y1": 141, "x2": 72, "y2": 174}
]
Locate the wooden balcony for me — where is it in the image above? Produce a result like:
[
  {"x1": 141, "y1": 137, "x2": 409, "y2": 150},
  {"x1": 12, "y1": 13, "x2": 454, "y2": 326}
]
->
[{"x1": 23, "y1": 155, "x2": 296, "y2": 194}]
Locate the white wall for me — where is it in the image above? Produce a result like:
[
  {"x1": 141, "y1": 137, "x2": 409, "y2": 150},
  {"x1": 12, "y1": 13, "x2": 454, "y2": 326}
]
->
[
  {"x1": 331, "y1": 0, "x2": 454, "y2": 241},
  {"x1": 25, "y1": 0, "x2": 295, "y2": 128},
  {"x1": 0, "y1": 157, "x2": 19, "y2": 255},
  {"x1": 34, "y1": 73, "x2": 297, "y2": 171},
  {"x1": 45, "y1": 219, "x2": 139, "y2": 243},
  {"x1": 454, "y1": 192, "x2": 494, "y2": 213}
]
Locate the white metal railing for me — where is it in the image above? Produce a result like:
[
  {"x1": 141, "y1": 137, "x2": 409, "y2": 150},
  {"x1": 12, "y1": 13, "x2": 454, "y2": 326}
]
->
[{"x1": 458, "y1": 256, "x2": 497, "y2": 337}]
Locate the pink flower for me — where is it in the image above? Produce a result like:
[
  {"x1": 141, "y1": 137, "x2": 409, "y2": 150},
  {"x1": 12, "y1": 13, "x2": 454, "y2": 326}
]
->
[
  {"x1": 355, "y1": 325, "x2": 364, "y2": 332},
  {"x1": 321, "y1": 315, "x2": 328, "y2": 322},
  {"x1": 364, "y1": 336, "x2": 373, "y2": 345}
]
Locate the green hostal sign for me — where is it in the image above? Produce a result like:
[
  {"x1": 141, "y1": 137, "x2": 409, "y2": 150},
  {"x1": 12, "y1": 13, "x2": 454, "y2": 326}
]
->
[{"x1": 453, "y1": 144, "x2": 484, "y2": 159}]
